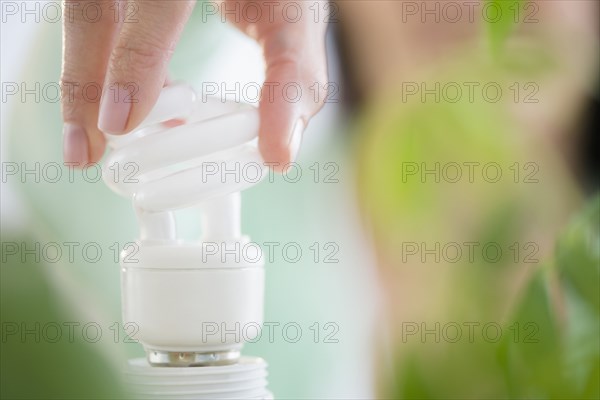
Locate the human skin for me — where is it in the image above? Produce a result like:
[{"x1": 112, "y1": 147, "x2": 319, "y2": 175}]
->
[{"x1": 60, "y1": 0, "x2": 329, "y2": 171}]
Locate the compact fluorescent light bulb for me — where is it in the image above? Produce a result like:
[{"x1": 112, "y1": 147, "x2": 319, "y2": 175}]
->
[{"x1": 102, "y1": 84, "x2": 271, "y2": 399}]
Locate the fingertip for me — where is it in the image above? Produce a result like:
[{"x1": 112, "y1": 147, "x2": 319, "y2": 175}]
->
[
  {"x1": 288, "y1": 118, "x2": 305, "y2": 162},
  {"x1": 259, "y1": 118, "x2": 305, "y2": 173},
  {"x1": 63, "y1": 123, "x2": 89, "y2": 166},
  {"x1": 63, "y1": 122, "x2": 107, "y2": 167},
  {"x1": 97, "y1": 85, "x2": 132, "y2": 135},
  {"x1": 87, "y1": 138, "x2": 107, "y2": 164},
  {"x1": 259, "y1": 142, "x2": 290, "y2": 173}
]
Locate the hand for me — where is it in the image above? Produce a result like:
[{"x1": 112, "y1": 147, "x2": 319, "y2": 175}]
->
[{"x1": 61, "y1": 0, "x2": 329, "y2": 171}]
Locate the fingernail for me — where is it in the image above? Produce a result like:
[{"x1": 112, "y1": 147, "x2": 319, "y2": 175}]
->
[
  {"x1": 63, "y1": 123, "x2": 89, "y2": 165},
  {"x1": 98, "y1": 85, "x2": 132, "y2": 134},
  {"x1": 289, "y1": 119, "x2": 304, "y2": 162}
]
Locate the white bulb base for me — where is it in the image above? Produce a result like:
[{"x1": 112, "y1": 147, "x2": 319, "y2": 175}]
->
[{"x1": 121, "y1": 242, "x2": 265, "y2": 360}]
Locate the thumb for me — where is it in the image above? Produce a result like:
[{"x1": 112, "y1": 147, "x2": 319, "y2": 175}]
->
[{"x1": 257, "y1": 26, "x2": 328, "y2": 170}]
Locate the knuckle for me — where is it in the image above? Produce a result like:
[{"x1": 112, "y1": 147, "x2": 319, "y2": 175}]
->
[
  {"x1": 59, "y1": 72, "x2": 102, "y2": 108},
  {"x1": 109, "y1": 37, "x2": 173, "y2": 80},
  {"x1": 63, "y1": 0, "x2": 113, "y2": 25}
]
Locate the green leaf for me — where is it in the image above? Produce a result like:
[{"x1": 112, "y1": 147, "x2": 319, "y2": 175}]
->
[{"x1": 556, "y1": 194, "x2": 600, "y2": 313}]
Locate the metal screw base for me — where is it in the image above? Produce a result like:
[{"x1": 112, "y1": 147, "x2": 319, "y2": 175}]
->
[{"x1": 147, "y1": 349, "x2": 241, "y2": 367}]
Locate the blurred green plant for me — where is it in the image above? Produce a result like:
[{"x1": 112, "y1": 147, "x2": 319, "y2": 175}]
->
[
  {"x1": 485, "y1": 0, "x2": 523, "y2": 58},
  {"x1": 398, "y1": 196, "x2": 599, "y2": 399},
  {"x1": 496, "y1": 196, "x2": 600, "y2": 399},
  {"x1": 356, "y1": 20, "x2": 595, "y2": 395},
  {"x1": 0, "y1": 235, "x2": 128, "y2": 399}
]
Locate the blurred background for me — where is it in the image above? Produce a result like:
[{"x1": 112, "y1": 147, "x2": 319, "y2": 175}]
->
[{"x1": 1, "y1": 1, "x2": 598, "y2": 399}]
